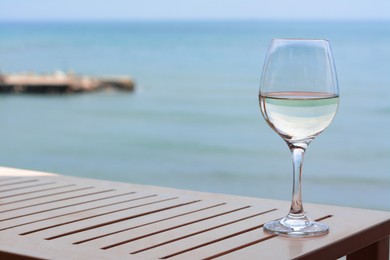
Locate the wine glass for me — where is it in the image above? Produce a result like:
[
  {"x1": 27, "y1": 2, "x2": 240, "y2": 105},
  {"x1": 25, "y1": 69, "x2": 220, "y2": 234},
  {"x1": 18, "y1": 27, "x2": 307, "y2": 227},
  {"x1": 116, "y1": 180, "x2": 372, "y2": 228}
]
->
[{"x1": 259, "y1": 39, "x2": 339, "y2": 237}]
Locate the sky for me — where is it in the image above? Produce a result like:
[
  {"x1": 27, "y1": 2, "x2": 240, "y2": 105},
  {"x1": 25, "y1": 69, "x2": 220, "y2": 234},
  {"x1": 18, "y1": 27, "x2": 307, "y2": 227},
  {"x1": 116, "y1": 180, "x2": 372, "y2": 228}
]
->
[{"x1": 0, "y1": 0, "x2": 389, "y2": 21}]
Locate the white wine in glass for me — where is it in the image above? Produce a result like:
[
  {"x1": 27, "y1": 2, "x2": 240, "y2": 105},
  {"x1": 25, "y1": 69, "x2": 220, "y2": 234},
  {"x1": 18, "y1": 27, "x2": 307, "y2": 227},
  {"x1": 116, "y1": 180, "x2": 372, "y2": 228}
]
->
[{"x1": 259, "y1": 39, "x2": 339, "y2": 237}]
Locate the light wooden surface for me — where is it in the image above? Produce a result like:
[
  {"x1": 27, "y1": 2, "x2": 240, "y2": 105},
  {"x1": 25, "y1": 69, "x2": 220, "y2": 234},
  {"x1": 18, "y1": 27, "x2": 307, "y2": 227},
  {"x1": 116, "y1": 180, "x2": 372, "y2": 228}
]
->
[{"x1": 0, "y1": 166, "x2": 389, "y2": 259}]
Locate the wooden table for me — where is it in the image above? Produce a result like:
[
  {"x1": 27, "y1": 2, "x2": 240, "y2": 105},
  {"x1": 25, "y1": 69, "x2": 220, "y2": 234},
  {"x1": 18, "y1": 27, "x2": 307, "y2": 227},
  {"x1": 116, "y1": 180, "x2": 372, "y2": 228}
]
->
[{"x1": 0, "y1": 166, "x2": 389, "y2": 259}]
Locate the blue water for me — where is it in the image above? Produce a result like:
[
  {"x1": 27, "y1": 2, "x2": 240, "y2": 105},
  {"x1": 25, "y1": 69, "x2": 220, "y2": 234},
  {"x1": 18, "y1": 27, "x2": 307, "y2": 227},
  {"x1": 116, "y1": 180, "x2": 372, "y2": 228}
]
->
[{"x1": 0, "y1": 21, "x2": 389, "y2": 211}]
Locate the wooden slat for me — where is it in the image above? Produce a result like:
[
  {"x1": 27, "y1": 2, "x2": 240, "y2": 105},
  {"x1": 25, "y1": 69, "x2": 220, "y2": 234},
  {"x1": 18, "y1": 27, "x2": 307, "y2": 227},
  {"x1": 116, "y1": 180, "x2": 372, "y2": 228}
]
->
[
  {"x1": 22, "y1": 196, "x2": 197, "y2": 239},
  {"x1": 0, "y1": 177, "x2": 22, "y2": 182},
  {"x1": 0, "y1": 184, "x2": 91, "y2": 205},
  {"x1": 0, "y1": 178, "x2": 40, "y2": 188},
  {"x1": 0, "y1": 183, "x2": 77, "y2": 200},
  {"x1": 57, "y1": 200, "x2": 224, "y2": 245},
  {"x1": 0, "y1": 186, "x2": 97, "y2": 210},
  {"x1": 85, "y1": 202, "x2": 251, "y2": 250},
  {"x1": 0, "y1": 188, "x2": 116, "y2": 221},
  {"x1": 128, "y1": 207, "x2": 282, "y2": 259},
  {"x1": 214, "y1": 207, "x2": 390, "y2": 260},
  {"x1": 0, "y1": 179, "x2": 57, "y2": 194},
  {"x1": 0, "y1": 182, "x2": 63, "y2": 198},
  {"x1": 161, "y1": 209, "x2": 328, "y2": 259},
  {"x1": 0, "y1": 192, "x2": 146, "y2": 230}
]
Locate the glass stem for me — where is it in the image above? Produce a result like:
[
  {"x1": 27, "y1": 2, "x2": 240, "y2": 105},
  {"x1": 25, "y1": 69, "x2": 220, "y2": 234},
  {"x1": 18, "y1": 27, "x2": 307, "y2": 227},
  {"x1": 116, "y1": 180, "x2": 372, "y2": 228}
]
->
[{"x1": 288, "y1": 145, "x2": 307, "y2": 220}]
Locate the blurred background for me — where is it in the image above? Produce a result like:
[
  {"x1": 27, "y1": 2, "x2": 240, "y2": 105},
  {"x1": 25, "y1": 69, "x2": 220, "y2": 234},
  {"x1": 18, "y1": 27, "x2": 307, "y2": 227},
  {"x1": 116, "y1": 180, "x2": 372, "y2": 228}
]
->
[{"x1": 0, "y1": 0, "x2": 389, "y2": 211}]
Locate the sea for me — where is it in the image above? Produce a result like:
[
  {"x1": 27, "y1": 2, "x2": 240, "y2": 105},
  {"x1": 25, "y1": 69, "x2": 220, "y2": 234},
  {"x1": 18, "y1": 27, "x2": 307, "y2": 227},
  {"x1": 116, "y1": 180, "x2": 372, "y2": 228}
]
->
[{"x1": 0, "y1": 20, "x2": 389, "y2": 211}]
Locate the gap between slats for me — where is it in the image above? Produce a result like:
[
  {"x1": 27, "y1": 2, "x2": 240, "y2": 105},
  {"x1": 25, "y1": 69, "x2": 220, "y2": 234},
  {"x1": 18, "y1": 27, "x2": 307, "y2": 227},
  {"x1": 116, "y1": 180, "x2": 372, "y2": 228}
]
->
[
  {"x1": 19, "y1": 196, "x2": 177, "y2": 237},
  {"x1": 0, "y1": 190, "x2": 137, "y2": 225},
  {"x1": 0, "y1": 182, "x2": 57, "y2": 193},
  {"x1": 73, "y1": 202, "x2": 227, "y2": 245},
  {"x1": 0, "y1": 177, "x2": 22, "y2": 182},
  {"x1": 43, "y1": 199, "x2": 200, "y2": 240},
  {"x1": 101, "y1": 205, "x2": 253, "y2": 250},
  {"x1": 0, "y1": 188, "x2": 113, "y2": 215},
  {"x1": 0, "y1": 184, "x2": 76, "y2": 199},
  {"x1": 0, "y1": 192, "x2": 142, "y2": 231},
  {"x1": 131, "y1": 208, "x2": 278, "y2": 255},
  {"x1": 158, "y1": 220, "x2": 266, "y2": 259},
  {"x1": 0, "y1": 179, "x2": 39, "y2": 187},
  {"x1": 0, "y1": 186, "x2": 100, "y2": 206},
  {"x1": 201, "y1": 215, "x2": 334, "y2": 260}
]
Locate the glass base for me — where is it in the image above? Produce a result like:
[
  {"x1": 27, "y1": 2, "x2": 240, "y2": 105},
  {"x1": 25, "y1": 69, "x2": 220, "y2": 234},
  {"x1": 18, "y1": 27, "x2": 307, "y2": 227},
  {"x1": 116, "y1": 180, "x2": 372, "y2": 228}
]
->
[{"x1": 264, "y1": 217, "x2": 329, "y2": 237}]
